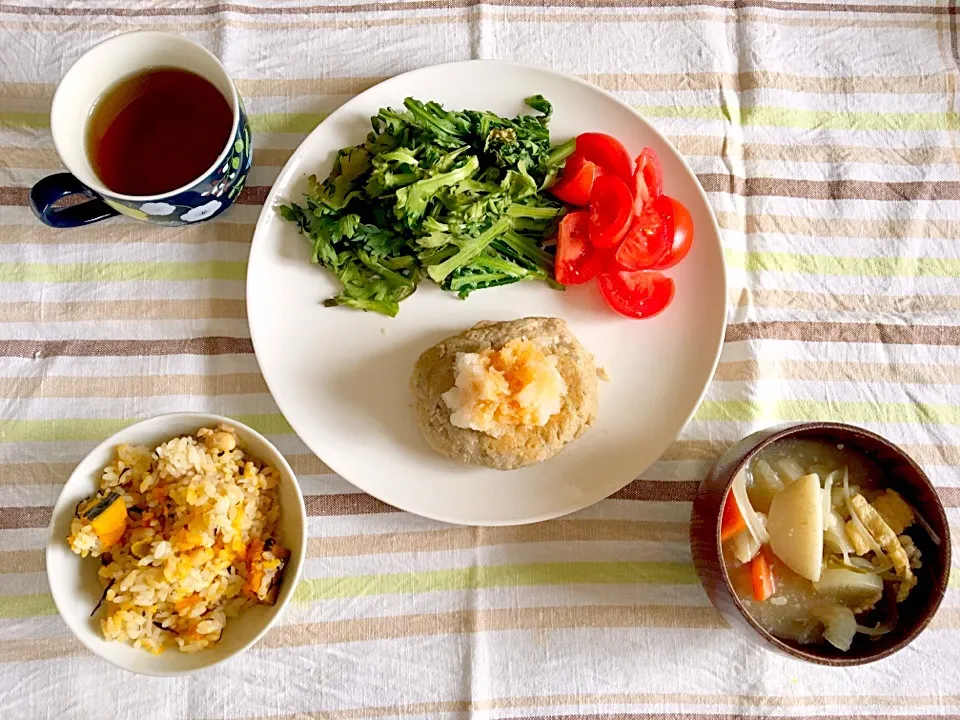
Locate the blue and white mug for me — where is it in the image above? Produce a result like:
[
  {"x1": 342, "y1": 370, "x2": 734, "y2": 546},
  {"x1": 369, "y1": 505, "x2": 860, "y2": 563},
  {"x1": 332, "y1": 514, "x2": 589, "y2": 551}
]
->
[{"x1": 30, "y1": 31, "x2": 252, "y2": 228}]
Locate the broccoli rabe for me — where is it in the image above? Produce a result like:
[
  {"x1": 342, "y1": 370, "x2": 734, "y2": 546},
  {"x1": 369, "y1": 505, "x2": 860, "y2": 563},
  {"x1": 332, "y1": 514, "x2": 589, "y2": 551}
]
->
[{"x1": 278, "y1": 95, "x2": 574, "y2": 317}]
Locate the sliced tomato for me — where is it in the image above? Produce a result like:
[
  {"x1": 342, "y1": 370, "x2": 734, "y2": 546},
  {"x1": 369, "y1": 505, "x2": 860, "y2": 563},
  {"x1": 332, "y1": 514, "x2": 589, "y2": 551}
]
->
[
  {"x1": 597, "y1": 270, "x2": 675, "y2": 319},
  {"x1": 650, "y1": 197, "x2": 693, "y2": 270},
  {"x1": 588, "y1": 175, "x2": 633, "y2": 249},
  {"x1": 576, "y1": 132, "x2": 633, "y2": 182},
  {"x1": 632, "y1": 147, "x2": 664, "y2": 214},
  {"x1": 554, "y1": 211, "x2": 604, "y2": 285},
  {"x1": 550, "y1": 153, "x2": 601, "y2": 207},
  {"x1": 614, "y1": 210, "x2": 669, "y2": 271}
]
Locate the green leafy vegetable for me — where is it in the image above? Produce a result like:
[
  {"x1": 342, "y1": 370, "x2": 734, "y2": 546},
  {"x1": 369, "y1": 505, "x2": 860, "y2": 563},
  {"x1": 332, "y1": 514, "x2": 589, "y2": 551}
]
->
[{"x1": 279, "y1": 95, "x2": 569, "y2": 316}]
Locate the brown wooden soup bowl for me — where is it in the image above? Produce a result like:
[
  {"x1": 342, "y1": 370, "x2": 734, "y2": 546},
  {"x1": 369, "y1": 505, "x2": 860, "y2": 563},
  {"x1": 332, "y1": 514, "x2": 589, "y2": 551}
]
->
[{"x1": 690, "y1": 422, "x2": 951, "y2": 665}]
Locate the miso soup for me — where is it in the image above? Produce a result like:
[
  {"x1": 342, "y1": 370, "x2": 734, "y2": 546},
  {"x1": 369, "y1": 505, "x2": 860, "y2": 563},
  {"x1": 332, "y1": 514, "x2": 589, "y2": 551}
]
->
[{"x1": 720, "y1": 438, "x2": 933, "y2": 652}]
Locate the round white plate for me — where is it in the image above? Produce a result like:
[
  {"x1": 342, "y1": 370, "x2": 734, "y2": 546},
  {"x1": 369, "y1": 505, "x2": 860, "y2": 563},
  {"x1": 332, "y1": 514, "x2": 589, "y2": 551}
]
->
[{"x1": 247, "y1": 60, "x2": 727, "y2": 526}]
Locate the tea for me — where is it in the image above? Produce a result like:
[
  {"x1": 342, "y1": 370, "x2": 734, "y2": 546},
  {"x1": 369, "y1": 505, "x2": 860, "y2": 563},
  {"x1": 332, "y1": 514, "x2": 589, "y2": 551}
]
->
[{"x1": 86, "y1": 67, "x2": 232, "y2": 196}]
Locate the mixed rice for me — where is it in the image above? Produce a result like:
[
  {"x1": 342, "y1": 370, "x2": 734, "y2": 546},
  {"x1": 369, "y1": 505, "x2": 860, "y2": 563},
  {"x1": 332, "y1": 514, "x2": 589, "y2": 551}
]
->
[{"x1": 67, "y1": 425, "x2": 289, "y2": 654}]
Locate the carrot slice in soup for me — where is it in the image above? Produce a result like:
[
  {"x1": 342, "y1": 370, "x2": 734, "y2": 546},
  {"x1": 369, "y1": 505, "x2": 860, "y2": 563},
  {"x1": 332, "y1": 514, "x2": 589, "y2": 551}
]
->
[
  {"x1": 751, "y1": 551, "x2": 776, "y2": 602},
  {"x1": 720, "y1": 492, "x2": 747, "y2": 543}
]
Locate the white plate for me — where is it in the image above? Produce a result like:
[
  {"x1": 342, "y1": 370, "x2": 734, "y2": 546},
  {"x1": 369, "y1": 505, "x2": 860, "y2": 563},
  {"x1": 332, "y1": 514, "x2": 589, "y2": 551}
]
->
[{"x1": 247, "y1": 61, "x2": 726, "y2": 526}]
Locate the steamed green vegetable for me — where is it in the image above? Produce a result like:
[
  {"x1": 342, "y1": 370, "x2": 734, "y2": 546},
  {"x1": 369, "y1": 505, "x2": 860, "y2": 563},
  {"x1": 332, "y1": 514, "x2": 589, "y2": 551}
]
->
[{"x1": 279, "y1": 96, "x2": 574, "y2": 317}]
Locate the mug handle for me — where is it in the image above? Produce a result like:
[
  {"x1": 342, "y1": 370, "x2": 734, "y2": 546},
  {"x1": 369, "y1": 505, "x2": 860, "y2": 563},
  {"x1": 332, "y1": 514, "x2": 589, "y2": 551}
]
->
[{"x1": 29, "y1": 173, "x2": 120, "y2": 228}]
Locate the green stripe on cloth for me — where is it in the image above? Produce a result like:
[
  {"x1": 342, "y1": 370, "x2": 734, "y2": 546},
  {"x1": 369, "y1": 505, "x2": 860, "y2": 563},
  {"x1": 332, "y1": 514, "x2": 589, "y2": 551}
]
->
[
  {"x1": 28, "y1": 253, "x2": 960, "y2": 285},
  {"x1": 725, "y1": 250, "x2": 960, "y2": 279},
  {"x1": 695, "y1": 399, "x2": 960, "y2": 425},
  {"x1": 0, "y1": 593, "x2": 57, "y2": 619},
  {"x1": 295, "y1": 562, "x2": 698, "y2": 603},
  {"x1": 637, "y1": 105, "x2": 959, "y2": 132},
  {"x1": 249, "y1": 112, "x2": 327, "y2": 134},
  {"x1": 0, "y1": 414, "x2": 292, "y2": 442},
  {"x1": 0, "y1": 262, "x2": 247, "y2": 283},
  {"x1": 1, "y1": 573, "x2": 956, "y2": 622},
  {"x1": 7, "y1": 402, "x2": 960, "y2": 442},
  {"x1": 0, "y1": 112, "x2": 47, "y2": 130}
]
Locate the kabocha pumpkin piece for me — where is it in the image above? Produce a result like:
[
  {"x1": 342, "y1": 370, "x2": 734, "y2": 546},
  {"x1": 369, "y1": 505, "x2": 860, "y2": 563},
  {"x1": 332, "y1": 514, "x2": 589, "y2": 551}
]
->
[
  {"x1": 81, "y1": 491, "x2": 120, "y2": 521},
  {"x1": 70, "y1": 492, "x2": 129, "y2": 554},
  {"x1": 86, "y1": 494, "x2": 128, "y2": 549}
]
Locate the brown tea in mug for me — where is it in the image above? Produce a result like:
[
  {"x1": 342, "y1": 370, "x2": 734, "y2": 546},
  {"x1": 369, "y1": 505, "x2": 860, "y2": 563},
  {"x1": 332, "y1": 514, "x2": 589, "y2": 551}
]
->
[{"x1": 86, "y1": 67, "x2": 233, "y2": 196}]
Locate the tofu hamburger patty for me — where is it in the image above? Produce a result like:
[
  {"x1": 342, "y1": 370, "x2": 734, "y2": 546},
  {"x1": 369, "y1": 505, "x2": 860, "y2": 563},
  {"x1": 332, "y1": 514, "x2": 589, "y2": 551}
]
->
[{"x1": 410, "y1": 317, "x2": 599, "y2": 470}]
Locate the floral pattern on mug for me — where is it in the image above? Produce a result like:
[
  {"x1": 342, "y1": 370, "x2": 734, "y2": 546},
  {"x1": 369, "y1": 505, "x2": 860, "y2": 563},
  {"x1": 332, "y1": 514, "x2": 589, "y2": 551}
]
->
[
  {"x1": 181, "y1": 200, "x2": 222, "y2": 222},
  {"x1": 96, "y1": 104, "x2": 252, "y2": 227},
  {"x1": 140, "y1": 202, "x2": 177, "y2": 216}
]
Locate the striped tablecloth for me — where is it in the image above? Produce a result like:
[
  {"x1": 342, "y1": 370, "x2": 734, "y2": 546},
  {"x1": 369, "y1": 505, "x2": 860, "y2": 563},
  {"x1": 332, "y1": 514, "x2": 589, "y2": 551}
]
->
[{"x1": 2, "y1": 2, "x2": 959, "y2": 718}]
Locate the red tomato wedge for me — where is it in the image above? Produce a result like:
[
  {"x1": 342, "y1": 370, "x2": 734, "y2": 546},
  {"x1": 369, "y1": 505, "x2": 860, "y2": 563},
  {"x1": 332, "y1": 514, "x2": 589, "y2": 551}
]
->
[
  {"x1": 554, "y1": 211, "x2": 604, "y2": 285},
  {"x1": 720, "y1": 492, "x2": 747, "y2": 543},
  {"x1": 550, "y1": 153, "x2": 601, "y2": 207},
  {"x1": 751, "y1": 551, "x2": 776, "y2": 602},
  {"x1": 576, "y1": 133, "x2": 633, "y2": 182},
  {"x1": 597, "y1": 270, "x2": 675, "y2": 319},
  {"x1": 588, "y1": 175, "x2": 634, "y2": 249},
  {"x1": 650, "y1": 197, "x2": 693, "y2": 270},
  {"x1": 613, "y1": 202, "x2": 670, "y2": 271},
  {"x1": 632, "y1": 147, "x2": 664, "y2": 214}
]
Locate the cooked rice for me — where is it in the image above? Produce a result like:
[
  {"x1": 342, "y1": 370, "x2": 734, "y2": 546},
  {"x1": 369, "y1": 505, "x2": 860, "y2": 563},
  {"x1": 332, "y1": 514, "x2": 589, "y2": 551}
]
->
[{"x1": 67, "y1": 425, "x2": 289, "y2": 654}]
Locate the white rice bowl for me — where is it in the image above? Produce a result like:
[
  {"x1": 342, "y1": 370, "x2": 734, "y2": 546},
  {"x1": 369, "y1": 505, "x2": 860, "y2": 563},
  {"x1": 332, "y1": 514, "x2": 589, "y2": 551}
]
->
[{"x1": 47, "y1": 413, "x2": 306, "y2": 676}]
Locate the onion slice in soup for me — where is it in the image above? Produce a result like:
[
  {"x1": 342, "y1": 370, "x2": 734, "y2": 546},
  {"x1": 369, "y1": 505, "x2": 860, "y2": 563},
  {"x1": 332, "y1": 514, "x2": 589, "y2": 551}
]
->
[
  {"x1": 817, "y1": 604, "x2": 857, "y2": 651},
  {"x1": 731, "y1": 468, "x2": 769, "y2": 546}
]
